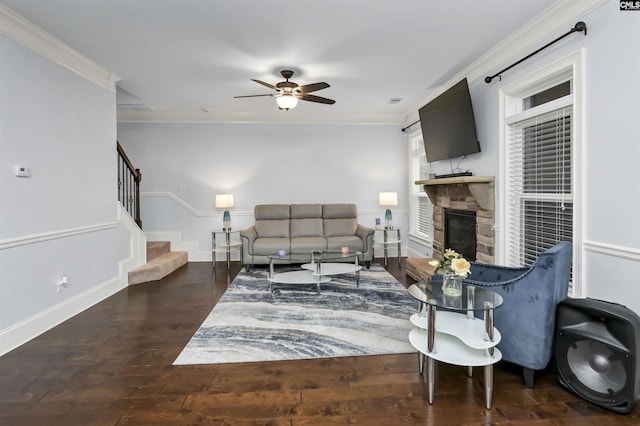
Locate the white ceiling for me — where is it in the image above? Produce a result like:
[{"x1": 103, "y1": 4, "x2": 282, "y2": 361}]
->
[{"x1": 2, "y1": 0, "x2": 560, "y2": 124}]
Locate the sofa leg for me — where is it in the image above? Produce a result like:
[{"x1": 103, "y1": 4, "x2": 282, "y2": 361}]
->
[
  {"x1": 523, "y1": 367, "x2": 535, "y2": 388},
  {"x1": 365, "y1": 261, "x2": 371, "y2": 269}
]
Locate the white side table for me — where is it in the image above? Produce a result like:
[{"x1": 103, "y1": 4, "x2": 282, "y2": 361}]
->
[
  {"x1": 210, "y1": 229, "x2": 242, "y2": 270},
  {"x1": 407, "y1": 281, "x2": 504, "y2": 409},
  {"x1": 374, "y1": 227, "x2": 401, "y2": 267}
]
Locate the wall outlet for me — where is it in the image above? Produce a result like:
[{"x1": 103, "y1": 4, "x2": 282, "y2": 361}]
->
[{"x1": 375, "y1": 218, "x2": 381, "y2": 226}]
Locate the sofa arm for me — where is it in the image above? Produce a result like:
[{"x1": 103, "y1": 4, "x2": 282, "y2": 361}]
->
[
  {"x1": 239, "y1": 226, "x2": 258, "y2": 255},
  {"x1": 356, "y1": 224, "x2": 375, "y2": 253}
]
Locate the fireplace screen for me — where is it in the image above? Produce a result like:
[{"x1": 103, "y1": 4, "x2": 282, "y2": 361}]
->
[{"x1": 444, "y1": 209, "x2": 477, "y2": 261}]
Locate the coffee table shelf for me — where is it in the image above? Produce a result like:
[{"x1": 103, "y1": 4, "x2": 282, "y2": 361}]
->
[{"x1": 268, "y1": 251, "x2": 362, "y2": 294}]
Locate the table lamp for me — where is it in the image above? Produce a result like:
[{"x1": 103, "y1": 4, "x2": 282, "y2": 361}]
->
[
  {"x1": 215, "y1": 193, "x2": 234, "y2": 231},
  {"x1": 379, "y1": 192, "x2": 398, "y2": 229}
]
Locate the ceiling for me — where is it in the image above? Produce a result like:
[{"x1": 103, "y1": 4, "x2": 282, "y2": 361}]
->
[{"x1": 2, "y1": 0, "x2": 560, "y2": 124}]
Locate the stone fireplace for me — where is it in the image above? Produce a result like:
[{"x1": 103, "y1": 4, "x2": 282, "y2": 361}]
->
[{"x1": 417, "y1": 176, "x2": 495, "y2": 264}]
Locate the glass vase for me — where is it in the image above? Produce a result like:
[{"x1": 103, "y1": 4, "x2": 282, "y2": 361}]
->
[{"x1": 443, "y1": 272, "x2": 462, "y2": 297}]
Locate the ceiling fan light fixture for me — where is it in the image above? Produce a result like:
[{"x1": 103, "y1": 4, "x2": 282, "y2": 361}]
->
[{"x1": 276, "y1": 94, "x2": 298, "y2": 110}]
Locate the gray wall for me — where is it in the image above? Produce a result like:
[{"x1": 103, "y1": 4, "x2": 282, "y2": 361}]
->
[
  {"x1": 0, "y1": 35, "x2": 132, "y2": 351},
  {"x1": 117, "y1": 122, "x2": 409, "y2": 259}
]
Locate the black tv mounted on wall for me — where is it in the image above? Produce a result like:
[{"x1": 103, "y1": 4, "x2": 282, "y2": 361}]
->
[{"x1": 418, "y1": 78, "x2": 481, "y2": 164}]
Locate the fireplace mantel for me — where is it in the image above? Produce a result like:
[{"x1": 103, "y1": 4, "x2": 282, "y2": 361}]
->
[{"x1": 415, "y1": 176, "x2": 495, "y2": 211}]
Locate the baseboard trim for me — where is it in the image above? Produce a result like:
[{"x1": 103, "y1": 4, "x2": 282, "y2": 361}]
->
[
  {"x1": 0, "y1": 273, "x2": 126, "y2": 356},
  {"x1": 0, "y1": 204, "x2": 146, "y2": 357}
]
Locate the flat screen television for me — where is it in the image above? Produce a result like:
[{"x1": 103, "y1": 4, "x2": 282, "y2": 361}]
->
[{"x1": 418, "y1": 78, "x2": 480, "y2": 163}]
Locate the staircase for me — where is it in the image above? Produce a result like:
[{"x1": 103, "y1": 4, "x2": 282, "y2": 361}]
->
[{"x1": 128, "y1": 241, "x2": 188, "y2": 285}]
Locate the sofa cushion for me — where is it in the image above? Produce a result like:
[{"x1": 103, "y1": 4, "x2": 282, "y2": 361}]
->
[
  {"x1": 291, "y1": 237, "x2": 327, "y2": 252},
  {"x1": 323, "y1": 204, "x2": 357, "y2": 219},
  {"x1": 326, "y1": 236, "x2": 364, "y2": 252},
  {"x1": 255, "y1": 204, "x2": 290, "y2": 220},
  {"x1": 324, "y1": 218, "x2": 357, "y2": 237},
  {"x1": 290, "y1": 204, "x2": 323, "y2": 237},
  {"x1": 323, "y1": 204, "x2": 357, "y2": 237},
  {"x1": 256, "y1": 220, "x2": 290, "y2": 238},
  {"x1": 291, "y1": 204, "x2": 322, "y2": 218},
  {"x1": 253, "y1": 237, "x2": 290, "y2": 255},
  {"x1": 291, "y1": 218, "x2": 323, "y2": 237}
]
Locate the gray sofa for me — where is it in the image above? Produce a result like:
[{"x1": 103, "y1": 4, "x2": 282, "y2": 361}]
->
[{"x1": 240, "y1": 204, "x2": 374, "y2": 267}]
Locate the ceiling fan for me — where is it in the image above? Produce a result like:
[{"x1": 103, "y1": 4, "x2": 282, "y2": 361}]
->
[{"x1": 234, "y1": 70, "x2": 335, "y2": 110}]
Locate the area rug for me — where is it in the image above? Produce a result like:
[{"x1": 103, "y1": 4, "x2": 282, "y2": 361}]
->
[{"x1": 173, "y1": 263, "x2": 416, "y2": 365}]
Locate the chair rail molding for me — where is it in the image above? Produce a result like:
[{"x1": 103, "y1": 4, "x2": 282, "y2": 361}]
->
[
  {"x1": 0, "y1": 222, "x2": 118, "y2": 250},
  {"x1": 583, "y1": 240, "x2": 640, "y2": 262},
  {"x1": 141, "y1": 192, "x2": 390, "y2": 220}
]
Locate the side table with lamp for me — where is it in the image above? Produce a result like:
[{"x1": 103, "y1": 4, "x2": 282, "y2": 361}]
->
[
  {"x1": 376, "y1": 192, "x2": 401, "y2": 267},
  {"x1": 213, "y1": 193, "x2": 241, "y2": 269}
]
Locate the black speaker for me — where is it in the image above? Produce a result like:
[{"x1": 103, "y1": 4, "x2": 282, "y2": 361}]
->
[{"x1": 555, "y1": 298, "x2": 640, "y2": 413}]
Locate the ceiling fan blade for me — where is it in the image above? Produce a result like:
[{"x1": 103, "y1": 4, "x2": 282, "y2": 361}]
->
[
  {"x1": 297, "y1": 82, "x2": 330, "y2": 94},
  {"x1": 233, "y1": 94, "x2": 274, "y2": 98},
  {"x1": 251, "y1": 79, "x2": 278, "y2": 91},
  {"x1": 299, "y1": 94, "x2": 336, "y2": 105}
]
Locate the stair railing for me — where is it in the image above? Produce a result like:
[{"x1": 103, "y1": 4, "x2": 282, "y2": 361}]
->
[{"x1": 117, "y1": 141, "x2": 142, "y2": 228}]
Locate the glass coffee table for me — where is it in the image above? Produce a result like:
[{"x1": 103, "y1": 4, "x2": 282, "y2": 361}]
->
[
  {"x1": 267, "y1": 251, "x2": 362, "y2": 294},
  {"x1": 407, "y1": 280, "x2": 504, "y2": 409}
]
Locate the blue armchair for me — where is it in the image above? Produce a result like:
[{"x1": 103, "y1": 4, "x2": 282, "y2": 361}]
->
[{"x1": 462, "y1": 241, "x2": 572, "y2": 388}]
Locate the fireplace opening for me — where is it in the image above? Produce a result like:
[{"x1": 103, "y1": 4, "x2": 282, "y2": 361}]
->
[{"x1": 444, "y1": 209, "x2": 477, "y2": 261}]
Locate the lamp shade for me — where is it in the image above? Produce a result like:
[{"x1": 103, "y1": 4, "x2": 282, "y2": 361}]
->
[
  {"x1": 378, "y1": 192, "x2": 398, "y2": 206},
  {"x1": 276, "y1": 94, "x2": 298, "y2": 110},
  {"x1": 215, "y1": 193, "x2": 234, "y2": 209}
]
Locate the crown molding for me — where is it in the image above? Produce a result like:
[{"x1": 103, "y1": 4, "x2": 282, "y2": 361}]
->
[
  {"x1": 0, "y1": 3, "x2": 119, "y2": 92},
  {"x1": 117, "y1": 109, "x2": 404, "y2": 125},
  {"x1": 403, "y1": 0, "x2": 607, "y2": 124}
]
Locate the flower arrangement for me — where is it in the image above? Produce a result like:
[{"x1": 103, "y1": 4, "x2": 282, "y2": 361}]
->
[{"x1": 429, "y1": 249, "x2": 471, "y2": 278}]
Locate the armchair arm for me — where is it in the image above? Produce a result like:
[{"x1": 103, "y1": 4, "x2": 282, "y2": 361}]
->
[{"x1": 465, "y1": 262, "x2": 530, "y2": 285}]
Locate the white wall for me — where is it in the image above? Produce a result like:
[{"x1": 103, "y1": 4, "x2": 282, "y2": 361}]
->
[
  {"x1": 117, "y1": 122, "x2": 409, "y2": 260},
  {"x1": 0, "y1": 33, "x2": 137, "y2": 354},
  {"x1": 410, "y1": 1, "x2": 640, "y2": 314}
]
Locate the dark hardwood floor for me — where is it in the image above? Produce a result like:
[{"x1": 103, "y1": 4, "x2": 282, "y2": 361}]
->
[{"x1": 1, "y1": 259, "x2": 638, "y2": 425}]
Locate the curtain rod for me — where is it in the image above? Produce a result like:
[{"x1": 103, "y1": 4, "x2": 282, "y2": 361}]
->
[
  {"x1": 401, "y1": 119, "x2": 420, "y2": 133},
  {"x1": 485, "y1": 21, "x2": 587, "y2": 83}
]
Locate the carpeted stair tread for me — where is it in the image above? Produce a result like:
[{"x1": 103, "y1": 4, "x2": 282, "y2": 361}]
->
[
  {"x1": 146, "y1": 241, "x2": 171, "y2": 262},
  {"x1": 128, "y1": 250, "x2": 188, "y2": 285}
]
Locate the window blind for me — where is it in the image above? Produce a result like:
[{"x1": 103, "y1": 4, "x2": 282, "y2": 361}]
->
[
  {"x1": 507, "y1": 106, "x2": 573, "y2": 267},
  {"x1": 411, "y1": 148, "x2": 433, "y2": 240}
]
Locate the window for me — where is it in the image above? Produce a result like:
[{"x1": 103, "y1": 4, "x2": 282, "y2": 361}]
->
[
  {"x1": 409, "y1": 131, "x2": 433, "y2": 242},
  {"x1": 501, "y1": 53, "x2": 582, "y2": 291}
]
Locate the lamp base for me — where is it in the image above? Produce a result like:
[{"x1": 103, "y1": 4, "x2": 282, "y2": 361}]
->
[
  {"x1": 384, "y1": 208, "x2": 393, "y2": 229},
  {"x1": 223, "y1": 210, "x2": 231, "y2": 231}
]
